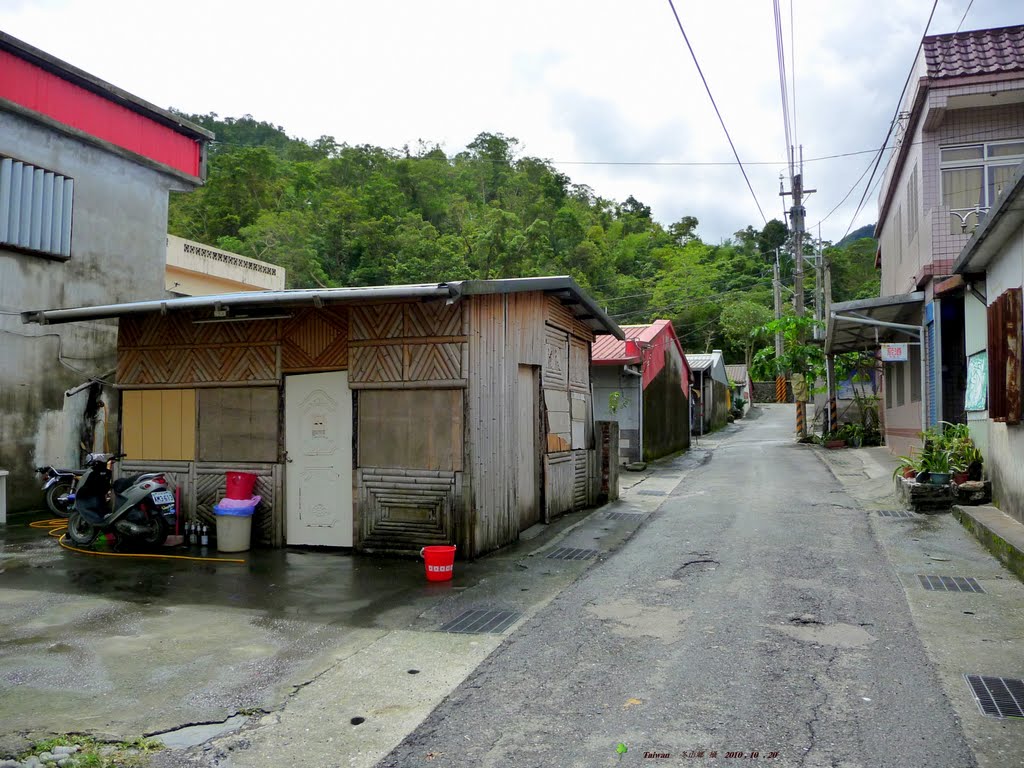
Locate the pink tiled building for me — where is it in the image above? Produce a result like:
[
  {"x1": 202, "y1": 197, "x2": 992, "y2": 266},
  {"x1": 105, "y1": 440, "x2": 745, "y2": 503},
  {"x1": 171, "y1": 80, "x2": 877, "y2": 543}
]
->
[{"x1": 827, "y1": 25, "x2": 1024, "y2": 456}]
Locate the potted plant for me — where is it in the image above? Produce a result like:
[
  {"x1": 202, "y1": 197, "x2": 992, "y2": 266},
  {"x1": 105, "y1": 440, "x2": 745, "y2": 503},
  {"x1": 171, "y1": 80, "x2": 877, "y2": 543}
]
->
[
  {"x1": 893, "y1": 453, "x2": 919, "y2": 481},
  {"x1": 845, "y1": 423, "x2": 866, "y2": 449},
  {"x1": 919, "y1": 448, "x2": 952, "y2": 486},
  {"x1": 824, "y1": 430, "x2": 846, "y2": 449}
]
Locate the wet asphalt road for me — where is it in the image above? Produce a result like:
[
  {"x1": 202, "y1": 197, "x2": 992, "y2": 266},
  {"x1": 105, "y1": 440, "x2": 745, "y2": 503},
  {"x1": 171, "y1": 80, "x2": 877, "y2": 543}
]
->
[{"x1": 379, "y1": 405, "x2": 977, "y2": 768}]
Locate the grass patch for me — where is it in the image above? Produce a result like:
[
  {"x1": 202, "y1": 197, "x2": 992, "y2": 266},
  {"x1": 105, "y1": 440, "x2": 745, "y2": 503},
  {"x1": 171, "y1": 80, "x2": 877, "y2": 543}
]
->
[{"x1": 19, "y1": 734, "x2": 164, "y2": 767}]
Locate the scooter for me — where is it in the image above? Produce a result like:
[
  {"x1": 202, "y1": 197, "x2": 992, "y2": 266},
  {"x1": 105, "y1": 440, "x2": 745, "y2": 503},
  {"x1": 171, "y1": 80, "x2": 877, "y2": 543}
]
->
[
  {"x1": 65, "y1": 453, "x2": 176, "y2": 548},
  {"x1": 35, "y1": 465, "x2": 83, "y2": 518}
]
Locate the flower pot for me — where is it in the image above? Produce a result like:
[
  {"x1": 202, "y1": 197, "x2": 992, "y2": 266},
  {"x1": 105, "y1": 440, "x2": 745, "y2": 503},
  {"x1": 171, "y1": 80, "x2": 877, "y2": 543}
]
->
[
  {"x1": 825, "y1": 440, "x2": 847, "y2": 449},
  {"x1": 850, "y1": 437, "x2": 863, "y2": 448},
  {"x1": 952, "y1": 472, "x2": 969, "y2": 485},
  {"x1": 928, "y1": 472, "x2": 951, "y2": 486},
  {"x1": 903, "y1": 468, "x2": 917, "y2": 479}
]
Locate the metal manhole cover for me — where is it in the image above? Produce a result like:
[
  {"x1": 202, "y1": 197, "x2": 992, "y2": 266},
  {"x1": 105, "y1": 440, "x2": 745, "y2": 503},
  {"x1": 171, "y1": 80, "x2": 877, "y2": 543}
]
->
[
  {"x1": 438, "y1": 609, "x2": 520, "y2": 634},
  {"x1": 637, "y1": 490, "x2": 666, "y2": 496},
  {"x1": 606, "y1": 512, "x2": 644, "y2": 521},
  {"x1": 546, "y1": 547, "x2": 599, "y2": 561},
  {"x1": 965, "y1": 675, "x2": 1024, "y2": 718},
  {"x1": 878, "y1": 510, "x2": 915, "y2": 518},
  {"x1": 918, "y1": 575, "x2": 985, "y2": 593}
]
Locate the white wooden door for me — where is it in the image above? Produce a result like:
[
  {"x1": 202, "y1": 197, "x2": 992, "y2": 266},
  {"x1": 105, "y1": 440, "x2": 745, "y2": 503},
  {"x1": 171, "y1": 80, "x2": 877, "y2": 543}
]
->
[
  {"x1": 285, "y1": 371, "x2": 353, "y2": 546},
  {"x1": 517, "y1": 365, "x2": 540, "y2": 531}
]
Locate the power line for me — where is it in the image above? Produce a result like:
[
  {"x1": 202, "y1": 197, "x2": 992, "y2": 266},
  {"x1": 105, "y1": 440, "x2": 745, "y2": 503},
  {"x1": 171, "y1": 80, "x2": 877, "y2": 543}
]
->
[
  {"x1": 664, "y1": 0, "x2": 768, "y2": 224},
  {"x1": 956, "y1": 0, "x2": 975, "y2": 33},
  {"x1": 840, "y1": 0, "x2": 939, "y2": 241},
  {"x1": 774, "y1": 0, "x2": 794, "y2": 177},
  {"x1": 790, "y1": 0, "x2": 798, "y2": 156}
]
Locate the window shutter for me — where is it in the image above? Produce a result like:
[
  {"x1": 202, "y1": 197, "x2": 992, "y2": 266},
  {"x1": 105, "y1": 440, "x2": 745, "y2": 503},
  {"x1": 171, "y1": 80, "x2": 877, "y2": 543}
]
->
[
  {"x1": 0, "y1": 156, "x2": 73, "y2": 258},
  {"x1": 988, "y1": 287, "x2": 1022, "y2": 424}
]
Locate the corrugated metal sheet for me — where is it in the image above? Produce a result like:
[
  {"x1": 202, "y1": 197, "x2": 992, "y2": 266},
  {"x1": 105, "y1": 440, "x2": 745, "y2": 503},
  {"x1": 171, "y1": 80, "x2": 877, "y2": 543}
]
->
[
  {"x1": 0, "y1": 156, "x2": 73, "y2": 257},
  {"x1": 0, "y1": 48, "x2": 204, "y2": 177}
]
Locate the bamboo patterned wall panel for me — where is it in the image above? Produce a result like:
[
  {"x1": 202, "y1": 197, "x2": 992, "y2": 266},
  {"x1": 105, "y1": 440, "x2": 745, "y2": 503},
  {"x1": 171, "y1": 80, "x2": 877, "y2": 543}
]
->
[
  {"x1": 281, "y1": 307, "x2": 349, "y2": 372},
  {"x1": 118, "y1": 313, "x2": 278, "y2": 386},
  {"x1": 349, "y1": 302, "x2": 466, "y2": 385},
  {"x1": 357, "y1": 468, "x2": 458, "y2": 551}
]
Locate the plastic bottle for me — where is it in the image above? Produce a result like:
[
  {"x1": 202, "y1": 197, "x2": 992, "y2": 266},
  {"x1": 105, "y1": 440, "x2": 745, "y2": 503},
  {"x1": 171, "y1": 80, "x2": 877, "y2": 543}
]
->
[
  {"x1": 190, "y1": 521, "x2": 198, "y2": 546},
  {"x1": 200, "y1": 524, "x2": 209, "y2": 547},
  {"x1": 185, "y1": 521, "x2": 192, "y2": 544}
]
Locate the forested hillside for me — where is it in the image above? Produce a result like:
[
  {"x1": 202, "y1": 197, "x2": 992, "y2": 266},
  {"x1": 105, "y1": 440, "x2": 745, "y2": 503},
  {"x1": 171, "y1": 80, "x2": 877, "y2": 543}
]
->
[{"x1": 168, "y1": 113, "x2": 880, "y2": 362}]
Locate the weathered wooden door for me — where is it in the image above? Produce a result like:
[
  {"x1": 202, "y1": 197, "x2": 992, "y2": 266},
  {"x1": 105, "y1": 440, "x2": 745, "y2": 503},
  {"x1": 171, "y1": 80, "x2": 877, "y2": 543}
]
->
[
  {"x1": 517, "y1": 365, "x2": 540, "y2": 531},
  {"x1": 285, "y1": 371, "x2": 353, "y2": 546}
]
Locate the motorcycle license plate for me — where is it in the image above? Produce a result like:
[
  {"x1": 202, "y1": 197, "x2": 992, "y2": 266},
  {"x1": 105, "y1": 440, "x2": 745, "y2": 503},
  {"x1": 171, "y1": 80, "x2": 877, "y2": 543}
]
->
[{"x1": 151, "y1": 491, "x2": 174, "y2": 505}]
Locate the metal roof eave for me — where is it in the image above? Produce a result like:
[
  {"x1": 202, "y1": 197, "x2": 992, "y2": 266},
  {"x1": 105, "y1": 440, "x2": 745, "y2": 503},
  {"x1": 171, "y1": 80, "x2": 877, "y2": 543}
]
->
[
  {"x1": 825, "y1": 292, "x2": 925, "y2": 354},
  {"x1": 450, "y1": 276, "x2": 624, "y2": 338},
  {"x1": 21, "y1": 276, "x2": 624, "y2": 337},
  {"x1": 21, "y1": 284, "x2": 455, "y2": 325}
]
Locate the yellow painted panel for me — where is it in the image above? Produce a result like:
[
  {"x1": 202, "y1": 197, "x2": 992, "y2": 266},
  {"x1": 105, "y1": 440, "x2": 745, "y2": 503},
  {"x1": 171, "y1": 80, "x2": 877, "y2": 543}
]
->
[
  {"x1": 180, "y1": 389, "x2": 196, "y2": 461},
  {"x1": 140, "y1": 390, "x2": 163, "y2": 460},
  {"x1": 122, "y1": 391, "x2": 143, "y2": 460},
  {"x1": 160, "y1": 390, "x2": 181, "y2": 460}
]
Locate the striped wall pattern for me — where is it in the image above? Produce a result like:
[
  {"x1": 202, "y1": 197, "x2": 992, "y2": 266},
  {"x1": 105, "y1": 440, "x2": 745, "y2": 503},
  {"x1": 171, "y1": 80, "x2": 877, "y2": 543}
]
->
[
  {"x1": 281, "y1": 307, "x2": 348, "y2": 372},
  {"x1": 357, "y1": 468, "x2": 459, "y2": 551},
  {"x1": 0, "y1": 155, "x2": 73, "y2": 258}
]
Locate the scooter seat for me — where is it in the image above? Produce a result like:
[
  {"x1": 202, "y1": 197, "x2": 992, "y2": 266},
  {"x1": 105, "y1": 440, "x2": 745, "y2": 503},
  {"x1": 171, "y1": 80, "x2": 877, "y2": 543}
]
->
[{"x1": 112, "y1": 477, "x2": 137, "y2": 493}]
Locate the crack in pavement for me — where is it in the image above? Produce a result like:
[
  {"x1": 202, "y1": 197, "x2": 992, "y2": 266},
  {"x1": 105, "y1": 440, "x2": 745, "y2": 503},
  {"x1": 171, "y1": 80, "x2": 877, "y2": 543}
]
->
[{"x1": 799, "y1": 646, "x2": 841, "y2": 768}]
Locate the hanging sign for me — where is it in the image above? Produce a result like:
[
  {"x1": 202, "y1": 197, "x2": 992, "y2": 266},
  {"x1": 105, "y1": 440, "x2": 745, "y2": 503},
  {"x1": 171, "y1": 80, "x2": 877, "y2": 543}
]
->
[{"x1": 880, "y1": 342, "x2": 909, "y2": 362}]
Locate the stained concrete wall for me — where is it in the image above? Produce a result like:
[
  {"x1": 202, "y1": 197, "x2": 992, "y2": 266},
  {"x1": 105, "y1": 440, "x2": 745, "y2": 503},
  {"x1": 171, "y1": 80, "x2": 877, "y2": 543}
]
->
[
  {"x1": 591, "y1": 366, "x2": 641, "y2": 464},
  {"x1": 642, "y1": 348, "x2": 689, "y2": 461},
  {"x1": 0, "y1": 108, "x2": 190, "y2": 511},
  {"x1": 981, "y1": 225, "x2": 1024, "y2": 525}
]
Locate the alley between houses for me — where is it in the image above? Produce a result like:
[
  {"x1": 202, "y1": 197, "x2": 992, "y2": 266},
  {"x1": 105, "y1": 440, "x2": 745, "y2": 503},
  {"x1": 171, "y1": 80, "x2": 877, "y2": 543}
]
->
[{"x1": 375, "y1": 404, "x2": 1022, "y2": 768}]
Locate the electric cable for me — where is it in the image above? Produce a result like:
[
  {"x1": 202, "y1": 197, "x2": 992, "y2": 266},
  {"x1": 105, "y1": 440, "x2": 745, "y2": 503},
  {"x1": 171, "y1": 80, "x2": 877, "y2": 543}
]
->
[
  {"x1": 664, "y1": 0, "x2": 768, "y2": 224},
  {"x1": 956, "y1": 0, "x2": 975, "y2": 33},
  {"x1": 839, "y1": 0, "x2": 940, "y2": 241}
]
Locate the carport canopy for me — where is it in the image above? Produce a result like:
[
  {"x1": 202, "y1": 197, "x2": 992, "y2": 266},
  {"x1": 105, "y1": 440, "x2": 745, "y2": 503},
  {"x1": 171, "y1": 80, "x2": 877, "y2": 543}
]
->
[{"x1": 824, "y1": 292, "x2": 924, "y2": 354}]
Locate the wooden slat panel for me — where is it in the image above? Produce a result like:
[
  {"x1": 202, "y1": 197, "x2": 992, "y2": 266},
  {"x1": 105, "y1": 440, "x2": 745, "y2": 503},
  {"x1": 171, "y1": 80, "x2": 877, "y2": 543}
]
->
[
  {"x1": 546, "y1": 295, "x2": 575, "y2": 332},
  {"x1": 571, "y1": 318, "x2": 595, "y2": 343},
  {"x1": 406, "y1": 342, "x2": 463, "y2": 381},
  {"x1": 1006, "y1": 287, "x2": 1022, "y2": 425},
  {"x1": 121, "y1": 390, "x2": 143, "y2": 460},
  {"x1": 572, "y1": 450, "x2": 588, "y2": 510},
  {"x1": 569, "y1": 336, "x2": 589, "y2": 392},
  {"x1": 543, "y1": 326, "x2": 568, "y2": 387},
  {"x1": 544, "y1": 453, "x2": 573, "y2": 518}
]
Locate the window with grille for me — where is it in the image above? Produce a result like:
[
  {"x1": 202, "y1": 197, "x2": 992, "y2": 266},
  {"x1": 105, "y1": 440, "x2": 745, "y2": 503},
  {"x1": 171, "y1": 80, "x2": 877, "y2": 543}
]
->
[
  {"x1": 987, "y1": 287, "x2": 1022, "y2": 425},
  {"x1": 941, "y1": 141, "x2": 1024, "y2": 235},
  {"x1": 0, "y1": 155, "x2": 73, "y2": 258}
]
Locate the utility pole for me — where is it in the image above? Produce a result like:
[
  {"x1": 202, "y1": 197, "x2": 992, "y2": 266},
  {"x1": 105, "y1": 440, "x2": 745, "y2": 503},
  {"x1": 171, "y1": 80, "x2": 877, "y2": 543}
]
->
[
  {"x1": 773, "y1": 249, "x2": 785, "y2": 404},
  {"x1": 780, "y1": 146, "x2": 816, "y2": 436}
]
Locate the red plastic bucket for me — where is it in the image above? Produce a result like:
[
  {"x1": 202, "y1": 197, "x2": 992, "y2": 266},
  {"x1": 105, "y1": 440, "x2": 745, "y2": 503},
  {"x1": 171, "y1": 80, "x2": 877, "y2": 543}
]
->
[
  {"x1": 420, "y1": 545, "x2": 456, "y2": 582},
  {"x1": 225, "y1": 472, "x2": 258, "y2": 500}
]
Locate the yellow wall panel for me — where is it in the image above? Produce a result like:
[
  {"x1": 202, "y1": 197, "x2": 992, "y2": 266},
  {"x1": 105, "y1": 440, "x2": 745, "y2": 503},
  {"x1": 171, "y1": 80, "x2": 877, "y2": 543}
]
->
[
  {"x1": 180, "y1": 390, "x2": 196, "y2": 460},
  {"x1": 122, "y1": 389, "x2": 196, "y2": 460},
  {"x1": 122, "y1": 391, "x2": 143, "y2": 460}
]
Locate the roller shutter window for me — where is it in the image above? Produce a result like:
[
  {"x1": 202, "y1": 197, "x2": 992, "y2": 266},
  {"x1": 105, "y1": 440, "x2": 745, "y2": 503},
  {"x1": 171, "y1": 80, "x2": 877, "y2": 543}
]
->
[{"x1": 0, "y1": 156, "x2": 73, "y2": 258}]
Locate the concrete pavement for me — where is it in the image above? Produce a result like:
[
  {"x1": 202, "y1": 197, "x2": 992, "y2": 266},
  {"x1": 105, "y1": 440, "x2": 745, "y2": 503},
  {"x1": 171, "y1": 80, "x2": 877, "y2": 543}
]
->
[{"x1": 379, "y1": 405, "x2": 1019, "y2": 768}]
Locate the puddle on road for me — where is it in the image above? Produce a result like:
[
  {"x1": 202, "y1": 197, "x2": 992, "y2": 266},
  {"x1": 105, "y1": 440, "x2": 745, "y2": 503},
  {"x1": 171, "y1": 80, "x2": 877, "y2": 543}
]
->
[
  {"x1": 773, "y1": 621, "x2": 877, "y2": 649},
  {"x1": 586, "y1": 599, "x2": 692, "y2": 644},
  {"x1": 153, "y1": 714, "x2": 249, "y2": 749}
]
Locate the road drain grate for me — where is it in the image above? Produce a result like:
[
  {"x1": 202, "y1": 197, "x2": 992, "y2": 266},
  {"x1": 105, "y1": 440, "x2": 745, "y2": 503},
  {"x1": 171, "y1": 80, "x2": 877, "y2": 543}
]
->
[
  {"x1": 439, "y1": 609, "x2": 521, "y2": 634},
  {"x1": 918, "y1": 575, "x2": 985, "y2": 593},
  {"x1": 606, "y1": 512, "x2": 644, "y2": 521},
  {"x1": 546, "y1": 547, "x2": 599, "y2": 561},
  {"x1": 637, "y1": 490, "x2": 666, "y2": 496},
  {"x1": 878, "y1": 510, "x2": 915, "y2": 518},
  {"x1": 965, "y1": 675, "x2": 1024, "y2": 718}
]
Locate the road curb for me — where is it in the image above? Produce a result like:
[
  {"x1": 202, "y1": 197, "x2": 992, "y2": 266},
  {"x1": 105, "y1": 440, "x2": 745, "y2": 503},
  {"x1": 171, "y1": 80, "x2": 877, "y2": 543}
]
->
[{"x1": 951, "y1": 504, "x2": 1024, "y2": 582}]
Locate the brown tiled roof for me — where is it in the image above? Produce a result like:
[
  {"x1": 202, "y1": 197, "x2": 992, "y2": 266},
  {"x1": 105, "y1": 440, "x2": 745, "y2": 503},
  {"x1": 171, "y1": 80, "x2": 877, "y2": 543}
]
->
[{"x1": 923, "y1": 25, "x2": 1024, "y2": 79}]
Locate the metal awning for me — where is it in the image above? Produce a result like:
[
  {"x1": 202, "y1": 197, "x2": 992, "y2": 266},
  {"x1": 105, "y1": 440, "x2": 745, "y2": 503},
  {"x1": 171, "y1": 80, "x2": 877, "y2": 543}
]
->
[
  {"x1": 825, "y1": 292, "x2": 925, "y2": 354},
  {"x1": 20, "y1": 275, "x2": 624, "y2": 338}
]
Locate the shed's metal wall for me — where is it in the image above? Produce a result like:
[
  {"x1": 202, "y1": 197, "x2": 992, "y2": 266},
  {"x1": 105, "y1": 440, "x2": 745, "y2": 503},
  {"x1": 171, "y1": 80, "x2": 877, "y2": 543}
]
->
[{"x1": 466, "y1": 293, "x2": 597, "y2": 557}]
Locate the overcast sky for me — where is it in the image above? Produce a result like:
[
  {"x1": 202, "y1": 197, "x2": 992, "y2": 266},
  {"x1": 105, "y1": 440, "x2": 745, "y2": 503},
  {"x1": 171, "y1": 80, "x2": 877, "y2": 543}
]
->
[{"x1": 1, "y1": 0, "x2": 1019, "y2": 244}]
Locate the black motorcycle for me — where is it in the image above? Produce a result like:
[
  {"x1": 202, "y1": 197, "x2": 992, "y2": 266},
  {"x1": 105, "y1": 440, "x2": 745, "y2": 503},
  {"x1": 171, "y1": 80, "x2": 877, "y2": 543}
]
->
[
  {"x1": 66, "y1": 453, "x2": 177, "y2": 548},
  {"x1": 35, "y1": 465, "x2": 82, "y2": 518}
]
